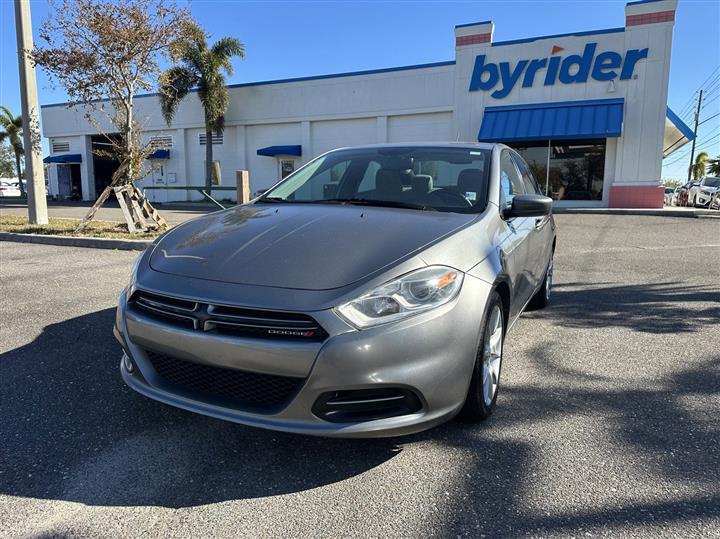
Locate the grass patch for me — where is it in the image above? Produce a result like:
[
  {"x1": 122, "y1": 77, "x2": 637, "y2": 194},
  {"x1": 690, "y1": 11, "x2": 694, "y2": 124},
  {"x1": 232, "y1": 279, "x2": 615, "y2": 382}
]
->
[{"x1": 0, "y1": 215, "x2": 163, "y2": 240}]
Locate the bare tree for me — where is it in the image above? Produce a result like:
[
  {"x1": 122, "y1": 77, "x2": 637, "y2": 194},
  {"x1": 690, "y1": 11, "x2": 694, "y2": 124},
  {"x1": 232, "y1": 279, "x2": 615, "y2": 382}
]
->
[{"x1": 31, "y1": 0, "x2": 192, "y2": 232}]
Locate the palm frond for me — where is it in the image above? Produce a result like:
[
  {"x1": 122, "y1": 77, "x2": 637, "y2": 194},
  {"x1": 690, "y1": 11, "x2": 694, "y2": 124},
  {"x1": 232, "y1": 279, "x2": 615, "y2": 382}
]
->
[
  {"x1": 211, "y1": 37, "x2": 245, "y2": 76},
  {"x1": 158, "y1": 66, "x2": 198, "y2": 126},
  {"x1": 0, "y1": 105, "x2": 15, "y2": 124}
]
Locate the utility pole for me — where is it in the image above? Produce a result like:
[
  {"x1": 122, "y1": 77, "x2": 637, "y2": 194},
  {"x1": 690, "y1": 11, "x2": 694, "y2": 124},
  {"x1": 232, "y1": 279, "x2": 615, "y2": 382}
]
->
[
  {"x1": 686, "y1": 89, "x2": 703, "y2": 183},
  {"x1": 14, "y1": 0, "x2": 48, "y2": 224}
]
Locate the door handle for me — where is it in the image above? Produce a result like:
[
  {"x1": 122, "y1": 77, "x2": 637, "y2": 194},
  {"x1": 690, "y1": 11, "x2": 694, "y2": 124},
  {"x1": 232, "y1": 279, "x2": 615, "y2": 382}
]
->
[{"x1": 534, "y1": 217, "x2": 545, "y2": 229}]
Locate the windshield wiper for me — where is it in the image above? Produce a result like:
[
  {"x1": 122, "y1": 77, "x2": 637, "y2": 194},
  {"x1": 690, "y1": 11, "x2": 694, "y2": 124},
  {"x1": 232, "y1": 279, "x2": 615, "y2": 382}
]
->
[
  {"x1": 257, "y1": 197, "x2": 435, "y2": 211},
  {"x1": 324, "y1": 198, "x2": 436, "y2": 211},
  {"x1": 256, "y1": 196, "x2": 294, "y2": 203}
]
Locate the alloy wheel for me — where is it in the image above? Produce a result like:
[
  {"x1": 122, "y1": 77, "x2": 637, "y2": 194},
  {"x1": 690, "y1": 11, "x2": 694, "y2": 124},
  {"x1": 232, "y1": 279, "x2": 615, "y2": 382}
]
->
[{"x1": 482, "y1": 305, "x2": 503, "y2": 406}]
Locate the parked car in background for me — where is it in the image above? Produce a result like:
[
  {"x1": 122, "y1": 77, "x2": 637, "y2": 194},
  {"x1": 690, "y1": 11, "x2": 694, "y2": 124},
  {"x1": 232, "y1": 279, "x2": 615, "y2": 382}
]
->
[
  {"x1": 689, "y1": 176, "x2": 720, "y2": 207},
  {"x1": 116, "y1": 143, "x2": 556, "y2": 437},
  {"x1": 0, "y1": 180, "x2": 21, "y2": 197},
  {"x1": 677, "y1": 182, "x2": 698, "y2": 207},
  {"x1": 670, "y1": 186, "x2": 682, "y2": 206},
  {"x1": 710, "y1": 190, "x2": 720, "y2": 210},
  {"x1": 663, "y1": 187, "x2": 675, "y2": 205}
]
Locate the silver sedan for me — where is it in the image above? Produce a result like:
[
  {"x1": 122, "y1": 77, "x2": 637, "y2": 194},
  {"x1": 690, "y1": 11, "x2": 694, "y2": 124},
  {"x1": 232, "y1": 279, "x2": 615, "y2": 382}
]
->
[{"x1": 115, "y1": 143, "x2": 556, "y2": 437}]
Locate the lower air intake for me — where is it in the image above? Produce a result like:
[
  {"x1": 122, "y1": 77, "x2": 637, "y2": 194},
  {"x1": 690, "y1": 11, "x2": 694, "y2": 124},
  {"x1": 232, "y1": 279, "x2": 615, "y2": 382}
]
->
[
  {"x1": 145, "y1": 350, "x2": 304, "y2": 413},
  {"x1": 312, "y1": 388, "x2": 423, "y2": 423}
]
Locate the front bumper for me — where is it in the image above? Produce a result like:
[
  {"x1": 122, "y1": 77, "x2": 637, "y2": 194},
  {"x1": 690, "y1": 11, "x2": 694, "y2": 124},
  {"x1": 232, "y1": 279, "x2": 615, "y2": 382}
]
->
[
  {"x1": 115, "y1": 275, "x2": 492, "y2": 438},
  {"x1": 696, "y1": 192, "x2": 716, "y2": 206}
]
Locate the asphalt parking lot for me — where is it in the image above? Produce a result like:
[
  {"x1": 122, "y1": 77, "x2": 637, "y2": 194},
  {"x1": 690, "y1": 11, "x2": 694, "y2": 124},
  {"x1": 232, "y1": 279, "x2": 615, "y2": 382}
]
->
[{"x1": 1, "y1": 214, "x2": 718, "y2": 538}]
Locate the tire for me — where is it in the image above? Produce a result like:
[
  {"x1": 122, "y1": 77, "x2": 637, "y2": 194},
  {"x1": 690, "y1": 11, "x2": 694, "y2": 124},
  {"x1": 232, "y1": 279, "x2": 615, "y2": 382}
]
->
[
  {"x1": 528, "y1": 253, "x2": 553, "y2": 310},
  {"x1": 459, "y1": 291, "x2": 504, "y2": 422}
]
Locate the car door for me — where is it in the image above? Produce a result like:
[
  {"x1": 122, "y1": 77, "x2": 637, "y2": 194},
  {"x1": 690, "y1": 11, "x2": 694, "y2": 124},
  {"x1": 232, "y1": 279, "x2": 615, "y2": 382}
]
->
[
  {"x1": 512, "y1": 151, "x2": 553, "y2": 292},
  {"x1": 498, "y1": 150, "x2": 534, "y2": 317}
]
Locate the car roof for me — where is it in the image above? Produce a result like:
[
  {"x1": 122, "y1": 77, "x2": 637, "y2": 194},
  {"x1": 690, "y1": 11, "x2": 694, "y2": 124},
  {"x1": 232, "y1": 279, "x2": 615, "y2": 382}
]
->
[{"x1": 325, "y1": 142, "x2": 500, "y2": 152}]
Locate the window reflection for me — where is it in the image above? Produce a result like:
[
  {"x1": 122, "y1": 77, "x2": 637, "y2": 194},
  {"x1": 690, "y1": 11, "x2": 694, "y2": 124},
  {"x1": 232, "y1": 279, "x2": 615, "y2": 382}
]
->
[{"x1": 510, "y1": 139, "x2": 606, "y2": 201}]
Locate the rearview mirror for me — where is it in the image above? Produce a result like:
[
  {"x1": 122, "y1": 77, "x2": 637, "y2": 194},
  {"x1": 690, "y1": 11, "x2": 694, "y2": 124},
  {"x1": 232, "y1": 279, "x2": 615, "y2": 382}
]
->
[{"x1": 503, "y1": 194, "x2": 553, "y2": 219}]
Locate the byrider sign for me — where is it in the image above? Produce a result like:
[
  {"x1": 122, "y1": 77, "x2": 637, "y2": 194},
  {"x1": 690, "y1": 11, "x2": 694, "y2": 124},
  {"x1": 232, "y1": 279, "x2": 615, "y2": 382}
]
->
[{"x1": 469, "y1": 43, "x2": 649, "y2": 99}]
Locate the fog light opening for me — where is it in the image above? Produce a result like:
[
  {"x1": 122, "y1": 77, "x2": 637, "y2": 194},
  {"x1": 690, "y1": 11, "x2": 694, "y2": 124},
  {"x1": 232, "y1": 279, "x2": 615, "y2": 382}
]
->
[
  {"x1": 312, "y1": 388, "x2": 423, "y2": 423},
  {"x1": 123, "y1": 354, "x2": 134, "y2": 373}
]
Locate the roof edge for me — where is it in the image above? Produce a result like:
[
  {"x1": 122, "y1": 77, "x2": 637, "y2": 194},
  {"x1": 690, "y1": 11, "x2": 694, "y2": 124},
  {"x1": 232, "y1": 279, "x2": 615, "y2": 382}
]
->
[{"x1": 41, "y1": 60, "x2": 456, "y2": 109}]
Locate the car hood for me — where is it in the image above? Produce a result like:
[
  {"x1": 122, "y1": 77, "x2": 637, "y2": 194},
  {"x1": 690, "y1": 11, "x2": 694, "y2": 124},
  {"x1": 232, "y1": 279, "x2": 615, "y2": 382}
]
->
[{"x1": 150, "y1": 203, "x2": 476, "y2": 290}]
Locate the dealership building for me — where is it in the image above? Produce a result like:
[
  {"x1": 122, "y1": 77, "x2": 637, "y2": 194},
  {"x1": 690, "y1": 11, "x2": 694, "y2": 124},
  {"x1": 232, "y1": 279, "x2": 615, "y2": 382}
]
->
[{"x1": 41, "y1": 0, "x2": 692, "y2": 208}]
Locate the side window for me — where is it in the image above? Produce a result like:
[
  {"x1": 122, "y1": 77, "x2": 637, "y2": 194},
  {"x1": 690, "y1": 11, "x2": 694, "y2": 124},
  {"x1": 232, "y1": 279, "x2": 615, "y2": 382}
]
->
[
  {"x1": 512, "y1": 152, "x2": 542, "y2": 195},
  {"x1": 499, "y1": 151, "x2": 525, "y2": 209}
]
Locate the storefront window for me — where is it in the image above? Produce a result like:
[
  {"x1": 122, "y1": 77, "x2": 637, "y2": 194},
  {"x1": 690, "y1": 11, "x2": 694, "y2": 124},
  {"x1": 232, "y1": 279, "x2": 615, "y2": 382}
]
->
[{"x1": 510, "y1": 139, "x2": 606, "y2": 201}]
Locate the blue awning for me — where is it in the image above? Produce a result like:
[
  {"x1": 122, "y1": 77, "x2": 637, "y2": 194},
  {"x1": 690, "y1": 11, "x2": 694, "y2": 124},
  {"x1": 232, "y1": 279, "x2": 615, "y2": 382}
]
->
[
  {"x1": 478, "y1": 98, "x2": 625, "y2": 142},
  {"x1": 147, "y1": 149, "x2": 170, "y2": 159},
  {"x1": 43, "y1": 153, "x2": 82, "y2": 164},
  {"x1": 257, "y1": 145, "x2": 302, "y2": 157},
  {"x1": 663, "y1": 107, "x2": 694, "y2": 157}
]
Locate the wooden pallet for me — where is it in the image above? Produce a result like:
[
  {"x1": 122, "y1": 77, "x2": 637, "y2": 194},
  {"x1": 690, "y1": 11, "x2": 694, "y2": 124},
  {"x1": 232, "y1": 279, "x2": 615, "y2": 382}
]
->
[{"x1": 113, "y1": 184, "x2": 168, "y2": 233}]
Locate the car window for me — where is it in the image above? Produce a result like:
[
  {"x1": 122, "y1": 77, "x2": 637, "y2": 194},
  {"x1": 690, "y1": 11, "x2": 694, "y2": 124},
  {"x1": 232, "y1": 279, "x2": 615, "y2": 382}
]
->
[
  {"x1": 499, "y1": 150, "x2": 526, "y2": 209},
  {"x1": 292, "y1": 160, "x2": 351, "y2": 201},
  {"x1": 511, "y1": 152, "x2": 542, "y2": 195},
  {"x1": 263, "y1": 146, "x2": 492, "y2": 214},
  {"x1": 357, "y1": 161, "x2": 382, "y2": 192}
]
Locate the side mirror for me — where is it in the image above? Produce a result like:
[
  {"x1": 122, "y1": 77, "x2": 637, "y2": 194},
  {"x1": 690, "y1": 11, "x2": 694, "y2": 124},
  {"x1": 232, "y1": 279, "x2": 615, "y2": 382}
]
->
[{"x1": 503, "y1": 194, "x2": 553, "y2": 219}]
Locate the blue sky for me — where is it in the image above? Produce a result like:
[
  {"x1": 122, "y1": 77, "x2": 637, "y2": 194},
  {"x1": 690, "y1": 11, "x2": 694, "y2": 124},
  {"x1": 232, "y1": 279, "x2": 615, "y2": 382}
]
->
[{"x1": 1, "y1": 0, "x2": 718, "y2": 180}]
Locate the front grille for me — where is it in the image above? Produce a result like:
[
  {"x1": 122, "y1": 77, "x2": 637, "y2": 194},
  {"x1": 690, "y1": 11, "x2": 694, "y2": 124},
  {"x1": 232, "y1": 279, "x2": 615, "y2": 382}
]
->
[
  {"x1": 145, "y1": 350, "x2": 304, "y2": 412},
  {"x1": 130, "y1": 290, "x2": 327, "y2": 341}
]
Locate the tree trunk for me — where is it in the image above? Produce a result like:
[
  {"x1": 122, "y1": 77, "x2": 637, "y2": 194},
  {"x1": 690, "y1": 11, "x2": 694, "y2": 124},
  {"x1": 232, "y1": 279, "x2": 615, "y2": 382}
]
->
[
  {"x1": 14, "y1": 150, "x2": 25, "y2": 197},
  {"x1": 205, "y1": 127, "x2": 213, "y2": 190},
  {"x1": 74, "y1": 160, "x2": 129, "y2": 232}
]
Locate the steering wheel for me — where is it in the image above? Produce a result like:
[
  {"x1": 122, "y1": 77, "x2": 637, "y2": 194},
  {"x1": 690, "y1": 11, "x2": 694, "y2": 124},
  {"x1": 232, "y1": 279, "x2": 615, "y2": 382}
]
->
[{"x1": 424, "y1": 188, "x2": 473, "y2": 208}]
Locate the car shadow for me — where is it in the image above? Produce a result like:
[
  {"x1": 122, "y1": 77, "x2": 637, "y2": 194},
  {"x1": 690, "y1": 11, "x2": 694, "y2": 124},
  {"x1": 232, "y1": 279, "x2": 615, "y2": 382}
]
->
[
  {"x1": 0, "y1": 308, "x2": 401, "y2": 508},
  {"x1": 432, "y1": 351, "x2": 720, "y2": 536},
  {"x1": 524, "y1": 281, "x2": 720, "y2": 334}
]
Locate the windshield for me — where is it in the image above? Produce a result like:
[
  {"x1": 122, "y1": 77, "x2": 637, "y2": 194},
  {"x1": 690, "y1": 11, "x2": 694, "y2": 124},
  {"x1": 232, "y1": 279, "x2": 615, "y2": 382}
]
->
[
  {"x1": 259, "y1": 146, "x2": 492, "y2": 213},
  {"x1": 702, "y1": 177, "x2": 720, "y2": 188}
]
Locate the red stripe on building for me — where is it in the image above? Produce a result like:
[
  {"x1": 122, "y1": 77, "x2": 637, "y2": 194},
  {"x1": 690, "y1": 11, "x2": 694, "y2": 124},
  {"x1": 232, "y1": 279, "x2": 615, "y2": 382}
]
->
[
  {"x1": 608, "y1": 186, "x2": 664, "y2": 208},
  {"x1": 626, "y1": 10, "x2": 675, "y2": 27},
  {"x1": 455, "y1": 33, "x2": 491, "y2": 46}
]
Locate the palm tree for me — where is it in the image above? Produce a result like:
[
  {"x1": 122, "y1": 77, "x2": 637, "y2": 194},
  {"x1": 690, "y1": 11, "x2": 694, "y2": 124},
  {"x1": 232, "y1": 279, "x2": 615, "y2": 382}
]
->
[
  {"x1": 159, "y1": 24, "x2": 244, "y2": 189},
  {"x1": 707, "y1": 155, "x2": 720, "y2": 176},
  {"x1": 0, "y1": 106, "x2": 25, "y2": 196},
  {"x1": 690, "y1": 151, "x2": 709, "y2": 181}
]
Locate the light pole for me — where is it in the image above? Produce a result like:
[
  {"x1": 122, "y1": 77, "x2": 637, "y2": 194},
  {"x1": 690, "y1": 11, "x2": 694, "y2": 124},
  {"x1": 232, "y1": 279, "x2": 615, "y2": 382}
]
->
[{"x1": 14, "y1": 0, "x2": 48, "y2": 224}]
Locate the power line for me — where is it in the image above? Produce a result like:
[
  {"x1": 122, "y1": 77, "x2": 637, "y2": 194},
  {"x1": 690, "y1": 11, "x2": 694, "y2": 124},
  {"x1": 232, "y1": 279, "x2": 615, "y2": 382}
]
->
[
  {"x1": 699, "y1": 112, "x2": 720, "y2": 126},
  {"x1": 677, "y1": 67, "x2": 720, "y2": 121},
  {"x1": 664, "y1": 131, "x2": 720, "y2": 167},
  {"x1": 663, "y1": 125, "x2": 720, "y2": 166},
  {"x1": 695, "y1": 65, "x2": 720, "y2": 93},
  {"x1": 701, "y1": 94, "x2": 719, "y2": 110}
]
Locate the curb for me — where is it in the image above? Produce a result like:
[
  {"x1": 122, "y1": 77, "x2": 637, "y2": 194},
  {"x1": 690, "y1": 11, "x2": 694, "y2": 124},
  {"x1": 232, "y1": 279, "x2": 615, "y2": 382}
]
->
[
  {"x1": 553, "y1": 208, "x2": 719, "y2": 218},
  {"x1": 0, "y1": 232, "x2": 152, "y2": 251}
]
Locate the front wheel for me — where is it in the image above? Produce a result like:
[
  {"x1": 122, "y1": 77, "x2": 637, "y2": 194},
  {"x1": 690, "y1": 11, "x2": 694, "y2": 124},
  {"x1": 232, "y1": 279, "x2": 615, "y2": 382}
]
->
[{"x1": 459, "y1": 291, "x2": 504, "y2": 422}]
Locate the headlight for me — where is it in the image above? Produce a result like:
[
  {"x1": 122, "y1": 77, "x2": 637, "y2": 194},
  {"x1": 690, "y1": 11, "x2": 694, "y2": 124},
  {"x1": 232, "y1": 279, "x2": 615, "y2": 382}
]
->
[{"x1": 336, "y1": 266, "x2": 464, "y2": 329}]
